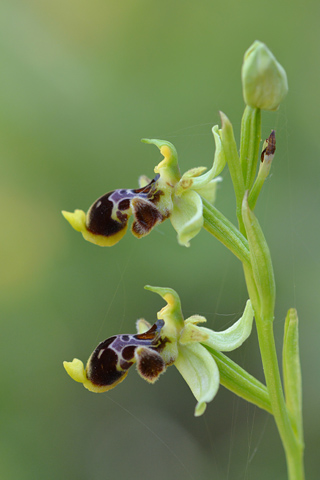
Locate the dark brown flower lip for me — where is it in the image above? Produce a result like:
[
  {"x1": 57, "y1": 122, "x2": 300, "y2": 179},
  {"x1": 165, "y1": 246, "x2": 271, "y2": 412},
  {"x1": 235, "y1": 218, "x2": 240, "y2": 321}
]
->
[
  {"x1": 86, "y1": 174, "x2": 166, "y2": 238},
  {"x1": 86, "y1": 320, "x2": 166, "y2": 387}
]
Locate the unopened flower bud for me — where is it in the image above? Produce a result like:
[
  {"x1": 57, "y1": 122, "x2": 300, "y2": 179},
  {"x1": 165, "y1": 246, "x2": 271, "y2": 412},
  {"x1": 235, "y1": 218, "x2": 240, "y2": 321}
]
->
[{"x1": 242, "y1": 41, "x2": 288, "y2": 111}]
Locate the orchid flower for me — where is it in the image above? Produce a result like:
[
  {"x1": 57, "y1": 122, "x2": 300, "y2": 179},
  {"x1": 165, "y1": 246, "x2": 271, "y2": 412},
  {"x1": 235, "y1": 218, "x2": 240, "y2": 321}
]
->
[
  {"x1": 62, "y1": 127, "x2": 225, "y2": 247},
  {"x1": 64, "y1": 286, "x2": 254, "y2": 416}
]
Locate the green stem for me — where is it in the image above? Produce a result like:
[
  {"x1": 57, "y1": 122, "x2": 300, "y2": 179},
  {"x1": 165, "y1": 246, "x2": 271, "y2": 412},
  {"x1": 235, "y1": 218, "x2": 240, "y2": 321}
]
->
[
  {"x1": 254, "y1": 315, "x2": 305, "y2": 480},
  {"x1": 241, "y1": 196, "x2": 305, "y2": 479},
  {"x1": 205, "y1": 347, "x2": 272, "y2": 413},
  {"x1": 201, "y1": 199, "x2": 305, "y2": 479}
]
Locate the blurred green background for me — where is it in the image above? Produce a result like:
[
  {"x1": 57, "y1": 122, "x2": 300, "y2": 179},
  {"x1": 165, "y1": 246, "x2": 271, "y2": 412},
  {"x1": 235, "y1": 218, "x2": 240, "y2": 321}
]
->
[{"x1": 1, "y1": 0, "x2": 319, "y2": 478}]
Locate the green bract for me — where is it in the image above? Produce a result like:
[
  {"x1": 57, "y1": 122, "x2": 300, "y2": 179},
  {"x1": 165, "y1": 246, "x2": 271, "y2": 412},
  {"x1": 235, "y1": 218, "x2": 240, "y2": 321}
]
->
[{"x1": 62, "y1": 126, "x2": 224, "y2": 248}]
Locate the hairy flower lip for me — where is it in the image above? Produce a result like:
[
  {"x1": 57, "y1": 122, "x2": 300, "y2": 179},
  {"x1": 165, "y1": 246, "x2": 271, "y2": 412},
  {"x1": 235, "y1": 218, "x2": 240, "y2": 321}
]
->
[{"x1": 64, "y1": 319, "x2": 167, "y2": 392}]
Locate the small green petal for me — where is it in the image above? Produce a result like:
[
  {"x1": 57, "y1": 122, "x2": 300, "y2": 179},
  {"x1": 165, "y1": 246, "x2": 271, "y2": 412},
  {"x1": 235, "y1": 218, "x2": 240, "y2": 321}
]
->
[
  {"x1": 170, "y1": 189, "x2": 203, "y2": 247},
  {"x1": 178, "y1": 125, "x2": 224, "y2": 203},
  {"x1": 176, "y1": 168, "x2": 221, "y2": 205},
  {"x1": 136, "y1": 318, "x2": 152, "y2": 334},
  {"x1": 180, "y1": 167, "x2": 208, "y2": 182},
  {"x1": 174, "y1": 343, "x2": 220, "y2": 416},
  {"x1": 176, "y1": 167, "x2": 207, "y2": 196},
  {"x1": 180, "y1": 300, "x2": 254, "y2": 351},
  {"x1": 184, "y1": 315, "x2": 207, "y2": 325}
]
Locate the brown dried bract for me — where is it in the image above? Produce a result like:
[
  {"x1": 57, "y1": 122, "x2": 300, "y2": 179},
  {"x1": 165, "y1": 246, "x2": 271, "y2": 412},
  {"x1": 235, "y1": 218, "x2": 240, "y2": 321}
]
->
[{"x1": 261, "y1": 130, "x2": 276, "y2": 162}]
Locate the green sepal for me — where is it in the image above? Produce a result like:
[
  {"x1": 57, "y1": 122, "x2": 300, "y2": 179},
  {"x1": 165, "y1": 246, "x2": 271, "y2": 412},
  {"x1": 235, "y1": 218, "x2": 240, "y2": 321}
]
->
[
  {"x1": 144, "y1": 285, "x2": 184, "y2": 328},
  {"x1": 177, "y1": 166, "x2": 222, "y2": 205},
  {"x1": 174, "y1": 343, "x2": 220, "y2": 417},
  {"x1": 141, "y1": 138, "x2": 181, "y2": 184},
  {"x1": 170, "y1": 189, "x2": 203, "y2": 247}
]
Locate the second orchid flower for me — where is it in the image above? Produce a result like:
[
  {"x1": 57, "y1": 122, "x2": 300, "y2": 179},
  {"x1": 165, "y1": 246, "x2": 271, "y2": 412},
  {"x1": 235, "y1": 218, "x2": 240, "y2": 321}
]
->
[{"x1": 64, "y1": 286, "x2": 254, "y2": 416}]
